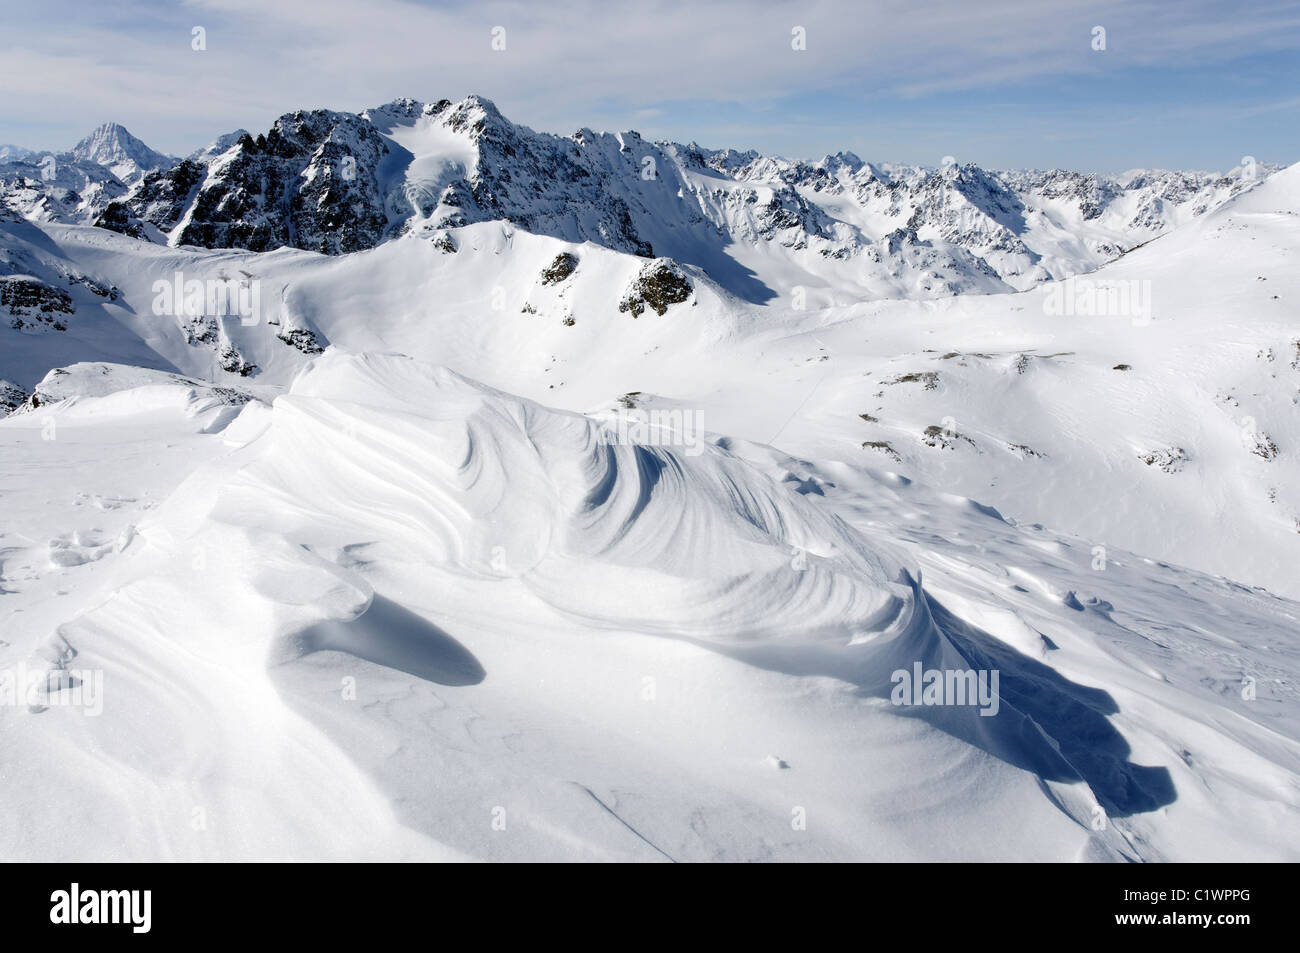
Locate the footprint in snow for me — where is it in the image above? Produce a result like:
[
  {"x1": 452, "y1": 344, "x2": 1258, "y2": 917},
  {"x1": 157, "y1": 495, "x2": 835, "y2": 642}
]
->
[{"x1": 47, "y1": 532, "x2": 115, "y2": 568}]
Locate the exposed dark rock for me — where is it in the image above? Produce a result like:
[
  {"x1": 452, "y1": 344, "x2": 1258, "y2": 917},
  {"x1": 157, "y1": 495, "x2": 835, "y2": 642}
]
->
[
  {"x1": 619, "y1": 260, "x2": 692, "y2": 317},
  {"x1": 540, "y1": 252, "x2": 578, "y2": 285},
  {"x1": 3, "y1": 276, "x2": 74, "y2": 331}
]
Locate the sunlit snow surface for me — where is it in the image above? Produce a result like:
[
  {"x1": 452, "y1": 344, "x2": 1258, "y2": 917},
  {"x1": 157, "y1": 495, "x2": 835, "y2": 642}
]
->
[{"x1": 1, "y1": 167, "x2": 1299, "y2": 861}]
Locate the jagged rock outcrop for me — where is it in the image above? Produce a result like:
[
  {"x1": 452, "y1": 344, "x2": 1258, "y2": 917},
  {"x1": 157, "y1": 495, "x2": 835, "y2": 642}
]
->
[
  {"x1": 619, "y1": 259, "x2": 693, "y2": 316},
  {"x1": 2, "y1": 276, "x2": 74, "y2": 331}
]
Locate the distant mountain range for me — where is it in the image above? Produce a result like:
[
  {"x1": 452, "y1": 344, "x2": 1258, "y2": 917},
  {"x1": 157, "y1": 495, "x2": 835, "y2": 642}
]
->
[{"x1": 0, "y1": 97, "x2": 1278, "y2": 304}]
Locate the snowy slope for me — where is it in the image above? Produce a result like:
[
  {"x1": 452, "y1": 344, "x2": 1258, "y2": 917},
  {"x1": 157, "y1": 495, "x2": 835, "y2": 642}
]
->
[
  {"x1": 1, "y1": 106, "x2": 1298, "y2": 863},
  {"x1": 5, "y1": 164, "x2": 1298, "y2": 598},
  {"x1": 1, "y1": 350, "x2": 1296, "y2": 861},
  {"x1": 0, "y1": 154, "x2": 127, "y2": 225}
]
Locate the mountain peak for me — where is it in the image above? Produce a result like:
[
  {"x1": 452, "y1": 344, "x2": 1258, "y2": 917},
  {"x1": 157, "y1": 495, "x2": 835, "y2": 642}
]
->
[
  {"x1": 460, "y1": 94, "x2": 503, "y2": 115},
  {"x1": 71, "y1": 123, "x2": 171, "y2": 184},
  {"x1": 73, "y1": 122, "x2": 142, "y2": 156},
  {"x1": 440, "y1": 95, "x2": 511, "y2": 138}
]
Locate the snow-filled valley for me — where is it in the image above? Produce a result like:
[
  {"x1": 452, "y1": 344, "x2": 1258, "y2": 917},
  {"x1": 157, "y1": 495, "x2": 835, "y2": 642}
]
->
[{"x1": 1, "y1": 99, "x2": 1298, "y2": 862}]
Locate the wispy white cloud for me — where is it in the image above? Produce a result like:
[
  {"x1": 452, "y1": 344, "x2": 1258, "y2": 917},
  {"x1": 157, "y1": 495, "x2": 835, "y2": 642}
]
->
[{"x1": 0, "y1": 0, "x2": 1296, "y2": 168}]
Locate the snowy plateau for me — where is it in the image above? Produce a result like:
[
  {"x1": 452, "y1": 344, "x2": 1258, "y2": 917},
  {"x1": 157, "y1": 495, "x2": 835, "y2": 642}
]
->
[{"x1": 0, "y1": 96, "x2": 1298, "y2": 862}]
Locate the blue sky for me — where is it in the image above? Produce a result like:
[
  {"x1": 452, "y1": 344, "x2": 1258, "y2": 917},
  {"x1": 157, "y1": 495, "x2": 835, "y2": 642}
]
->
[{"x1": 1, "y1": 0, "x2": 1297, "y2": 172}]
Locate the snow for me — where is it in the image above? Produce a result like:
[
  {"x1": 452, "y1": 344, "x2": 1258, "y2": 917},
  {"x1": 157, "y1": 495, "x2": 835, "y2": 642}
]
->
[
  {"x1": 7, "y1": 97, "x2": 1266, "y2": 308},
  {"x1": 364, "y1": 101, "x2": 481, "y2": 227},
  {"x1": 1, "y1": 115, "x2": 1298, "y2": 861},
  {"x1": 70, "y1": 123, "x2": 172, "y2": 186},
  {"x1": 2, "y1": 336, "x2": 1298, "y2": 860}
]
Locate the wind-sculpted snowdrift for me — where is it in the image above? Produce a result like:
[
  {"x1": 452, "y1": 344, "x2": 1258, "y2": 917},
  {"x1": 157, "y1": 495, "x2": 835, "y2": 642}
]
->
[
  {"x1": 218, "y1": 352, "x2": 914, "y2": 644},
  {"x1": 3, "y1": 351, "x2": 1220, "y2": 861}
]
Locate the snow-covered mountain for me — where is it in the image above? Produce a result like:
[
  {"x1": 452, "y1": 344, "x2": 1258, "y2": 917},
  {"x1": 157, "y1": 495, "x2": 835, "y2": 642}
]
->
[
  {"x1": 70, "y1": 122, "x2": 173, "y2": 186},
  {"x1": 4, "y1": 97, "x2": 1272, "y2": 305},
  {"x1": 11, "y1": 154, "x2": 1300, "y2": 593},
  {"x1": 0, "y1": 153, "x2": 128, "y2": 225},
  {"x1": 1, "y1": 98, "x2": 1298, "y2": 862},
  {"x1": 0, "y1": 122, "x2": 174, "y2": 230}
]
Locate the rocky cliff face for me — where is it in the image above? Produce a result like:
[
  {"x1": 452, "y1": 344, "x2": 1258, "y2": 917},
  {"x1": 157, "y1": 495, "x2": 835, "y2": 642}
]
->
[
  {"x1": 98, "y1": 111, "x2": 391, "y2": 253},
  {"x1": 2, "y1": 276, "x2": 75, "y2": 332}
]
